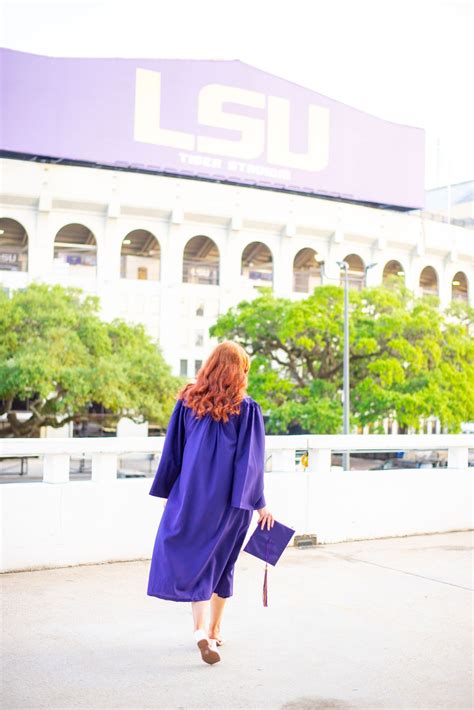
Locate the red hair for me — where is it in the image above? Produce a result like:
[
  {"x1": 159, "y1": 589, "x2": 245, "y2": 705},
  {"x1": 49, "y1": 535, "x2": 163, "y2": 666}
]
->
[{"x1": 178, "y1": 340, "x2": 250, "y2": 423}]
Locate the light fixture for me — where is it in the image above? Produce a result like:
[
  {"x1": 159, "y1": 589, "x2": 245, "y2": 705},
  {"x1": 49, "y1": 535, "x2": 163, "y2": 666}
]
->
[
  {"x1": 452, "y1": 280, "x2": 460, "y2": 286},
  {"x1": 54, "y1": 241, "x2": 96, "y2": 250},
  {"x1": 397, "y1": 271, "x2": 404, "y2": 276},
  {"x1": 123, "y1": 239, "x2": 132, "y2": 245},
  {"x1": 0, "y1": 229, "x2": 4, "y2": 235}
]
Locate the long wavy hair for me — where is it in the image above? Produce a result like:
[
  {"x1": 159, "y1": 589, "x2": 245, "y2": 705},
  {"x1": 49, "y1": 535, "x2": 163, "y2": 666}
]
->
[{"x1": 177, "y1": 340, "x2": 250, "y2": 422}]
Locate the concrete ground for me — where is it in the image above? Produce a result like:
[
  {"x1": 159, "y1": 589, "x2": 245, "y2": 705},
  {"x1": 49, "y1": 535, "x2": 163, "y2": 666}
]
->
[{"x1": 1, "y1": 531, "x2": 473, "y2": 710}]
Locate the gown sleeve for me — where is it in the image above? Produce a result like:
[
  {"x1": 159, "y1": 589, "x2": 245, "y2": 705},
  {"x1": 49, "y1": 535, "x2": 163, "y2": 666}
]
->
[
  {"x1": 230, "y1": 398, "x2": 267, "y2": 511},
  {"x1": 149, "y1": 399, "x2": 186, "y2": 499}
]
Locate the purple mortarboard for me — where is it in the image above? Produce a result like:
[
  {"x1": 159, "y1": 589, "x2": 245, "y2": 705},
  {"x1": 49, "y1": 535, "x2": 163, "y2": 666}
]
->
[{"x1": 243, "y1": 520, "x2": 295, "y2": 607}]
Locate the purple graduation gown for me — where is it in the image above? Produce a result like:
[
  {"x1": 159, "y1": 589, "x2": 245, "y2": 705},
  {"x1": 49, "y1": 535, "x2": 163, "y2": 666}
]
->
[{"x1": 147, "y1": 395, "x2": 266, "y2": 602}]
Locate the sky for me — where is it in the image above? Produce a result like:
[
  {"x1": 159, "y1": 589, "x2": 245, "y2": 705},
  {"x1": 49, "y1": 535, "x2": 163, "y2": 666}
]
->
[{"x1": 1, "y1": 0, "x2": 473, "y2": 190}]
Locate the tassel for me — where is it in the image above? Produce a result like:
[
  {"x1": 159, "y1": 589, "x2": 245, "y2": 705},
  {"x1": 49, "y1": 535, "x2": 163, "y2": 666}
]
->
[
  {"x1": 263, "y1": 536, "x2": 269, "y2": 607},
  {"x1": 263, "y1": 562, "x2": 268, "y2": 607}
]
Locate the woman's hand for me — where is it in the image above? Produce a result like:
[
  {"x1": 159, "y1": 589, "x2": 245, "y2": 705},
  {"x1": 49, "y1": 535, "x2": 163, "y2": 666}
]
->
[{"x1": 256, "y1": 506, "x2": 274, "y2": 530}]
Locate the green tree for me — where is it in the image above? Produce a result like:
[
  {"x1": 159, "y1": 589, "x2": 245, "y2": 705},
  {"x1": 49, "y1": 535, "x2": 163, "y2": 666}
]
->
[
  {"x1": 209, "y1": 282, "x2": 474, "y2": 434},
  {"x1": 0, "y1": 283, "x2": 182, "y2": 437}
]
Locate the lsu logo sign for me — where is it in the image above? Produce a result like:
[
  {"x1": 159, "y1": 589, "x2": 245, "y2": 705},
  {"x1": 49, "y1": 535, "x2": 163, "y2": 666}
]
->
[{"x1": 133, "y1": 68, "x2": 330, "y2": 173}]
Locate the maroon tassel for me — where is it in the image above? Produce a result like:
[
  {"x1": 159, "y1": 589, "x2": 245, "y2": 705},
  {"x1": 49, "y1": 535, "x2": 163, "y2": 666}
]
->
[
  {"x1": 263, "y1": 562, "x2": 268, "y2": 607},
  {"x1": 263, "y1": 536, "x2": 269, "y2": 606}
]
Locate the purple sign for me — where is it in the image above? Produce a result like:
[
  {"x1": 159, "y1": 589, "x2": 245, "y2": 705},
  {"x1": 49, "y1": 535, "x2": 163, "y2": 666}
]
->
[{"x1": 0, "y1": 48, "x2": 425, "y2": 208}]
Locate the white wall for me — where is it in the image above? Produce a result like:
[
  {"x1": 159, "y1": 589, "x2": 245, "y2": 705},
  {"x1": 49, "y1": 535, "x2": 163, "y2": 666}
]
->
[
  {"x1": 1, "y1": 434, "x2": 472, "y2": 572},
  {"x1": 1, "y1": 469, "x2": 472, "y2": 573}
]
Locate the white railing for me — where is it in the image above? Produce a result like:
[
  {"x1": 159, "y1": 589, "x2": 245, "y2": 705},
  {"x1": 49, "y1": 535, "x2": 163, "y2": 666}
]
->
[
  {"x1": 0, "y1": 436, "x2": 166, "y2": 484},
  {"x1": 265, "y1": 433, "x2": 472, "y2": 473},
  {"x1": 0, "y1": 433, "x2": 471, "y2": 483},
  {"x1": 0, "y1": 434, "x2": 472, "y2": 572}
]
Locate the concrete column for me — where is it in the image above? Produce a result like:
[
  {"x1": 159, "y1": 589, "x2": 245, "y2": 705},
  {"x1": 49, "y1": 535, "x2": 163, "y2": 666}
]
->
[
  {"x1": 323, "y1": 229, "x2": 344, "y2": 284},
  {"x1": 308, "y1": 447, "x2": 331, "y2": 475},
  {"x1": 438, "y1": 259, "x2": 452, "y2": 310},
  {"x1": 219, "y1": 221, "x2": 242, "y2": 313},
  {"x1": 159, "y1": 222, "x2": 184, "y2": 369},
  {"x1": 43, "y1": 454, "x2": 70, "y2": 483},
  {"x1": 32, "y1": 173, "x2": 54, "y2": 280},
  {"x1": 97, "y1": 212, "x2": 121, "y2": 321},
  {"x1": 273, "y1": 230, "x2": 293, "y2": 297},
  {"x1": 92, "y1": 453, "x2": 118, "y2": 483},
  {"x1": 406, "y1": 253, "x2": 421, "y2": 296},
  {"x1": 367, "y1": 235, "x2": 385, "y2": 287},
  {"x1": 271, "y1": 448, "x2": 296, "y2": 473},
  {"x1": 447, "y1": 447, "x2": 468, "y2": 469},
  {"x1": 32, "y1": 210, "x2": 53, "y2": 280},
  {"x1": 365, "y1": 262, "x2": 383, "y2": 287}
]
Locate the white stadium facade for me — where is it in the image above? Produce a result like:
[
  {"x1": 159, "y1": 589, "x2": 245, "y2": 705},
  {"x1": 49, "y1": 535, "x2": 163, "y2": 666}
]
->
[{"x1": 1, "y1": 48, "x2": 473, "y2": 382}]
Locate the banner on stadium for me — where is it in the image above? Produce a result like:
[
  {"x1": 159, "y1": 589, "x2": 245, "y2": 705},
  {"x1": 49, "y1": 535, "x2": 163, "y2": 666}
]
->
[{"x1": 0, "y1": 49, "x2": 425, "y2": 209}]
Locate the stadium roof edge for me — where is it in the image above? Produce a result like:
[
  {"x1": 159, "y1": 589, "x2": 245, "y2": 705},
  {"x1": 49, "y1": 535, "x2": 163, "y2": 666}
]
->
[{"x1": 0, "y1": 150, "x2": 412, "y2": 213}]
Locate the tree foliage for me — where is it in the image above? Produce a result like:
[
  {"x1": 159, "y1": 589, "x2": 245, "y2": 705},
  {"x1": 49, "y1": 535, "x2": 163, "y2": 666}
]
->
[
  {"x1": 209, "y1": 281, "x2": 474, "y2": 434},
  {"x1": 0, "y1": 283, "x2": 182, "y2": 437}
]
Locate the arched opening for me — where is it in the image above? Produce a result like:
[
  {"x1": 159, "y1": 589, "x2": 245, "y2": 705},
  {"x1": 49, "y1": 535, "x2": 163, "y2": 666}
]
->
[
  {"x1": 0, "y1": 217, "x2": 28, "y2": 272},
  {"x1": 182, "y1": 236, "x2": 219, "y2": 285},
  {"x1": 293, "y1": 248, "x2": 322, "y2": 293},
  {"x1": 241, "y1": 242, "x2": 273, "y2": 285},
  {"x1": 382, "y1": 260, "x2": 405, "y2": 284},
  {"x1": 120, "y1": 230, "x2": 160, "y2": 280},
  {"x1": 419, "y1": 266, "x2": 438, "y2": 296},
  {"x1": 451, "y1": 271, "x2": 468, "y2": 301},
  {"x1": 54, "y1": 224, "x2": 97, "y2": 276},
  {"x1": 341, "y1": 253, "x2": 365, "y2": 290}
]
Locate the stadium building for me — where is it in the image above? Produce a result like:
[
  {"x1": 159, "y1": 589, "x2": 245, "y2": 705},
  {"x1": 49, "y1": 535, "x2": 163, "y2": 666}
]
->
[{"x1": 0, "y1": 48, "x2": 472, "y2": 380}]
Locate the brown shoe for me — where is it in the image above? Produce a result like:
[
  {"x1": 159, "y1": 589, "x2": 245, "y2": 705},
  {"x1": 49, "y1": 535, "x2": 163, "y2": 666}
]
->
[
  {"x1": 197, "y1": 638, "x2": 221, "y2": 665},
  {"x1": 194, "y1": 630, "x2": 221, "y2": 665}
]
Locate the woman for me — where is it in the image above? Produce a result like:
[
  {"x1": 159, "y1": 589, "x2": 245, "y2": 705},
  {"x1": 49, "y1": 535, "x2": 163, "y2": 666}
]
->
[{"x1": 147, "y1": 340, "x2": 274, "y2": 665}]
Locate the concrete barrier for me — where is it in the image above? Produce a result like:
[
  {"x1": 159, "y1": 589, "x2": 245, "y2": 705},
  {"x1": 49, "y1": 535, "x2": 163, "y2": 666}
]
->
[{"x1": 0, "y1": 434, "x2": 472, "y2": 572}]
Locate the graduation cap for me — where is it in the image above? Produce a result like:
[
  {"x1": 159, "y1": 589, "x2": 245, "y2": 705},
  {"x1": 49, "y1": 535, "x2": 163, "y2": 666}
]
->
[{"x1": 243, "y1": 520, "x2": 295, "y2": 607}]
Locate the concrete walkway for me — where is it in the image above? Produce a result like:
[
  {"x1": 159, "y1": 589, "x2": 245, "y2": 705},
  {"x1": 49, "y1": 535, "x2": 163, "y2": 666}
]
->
[{"x1": 2, "y1": 531, "x2": 473, "y2": 709}]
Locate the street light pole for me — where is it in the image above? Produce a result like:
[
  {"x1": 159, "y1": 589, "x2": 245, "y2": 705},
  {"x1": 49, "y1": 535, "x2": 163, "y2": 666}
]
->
[
  {"x1": 335, "y1": 260, "x2": 378, "y2": 470},
  {"x1": 343, "y1": 263, "x2": 350, "y2": 468},
  {"x1": 336, "y1": 260, "x2": 350, "y2": 470}
]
